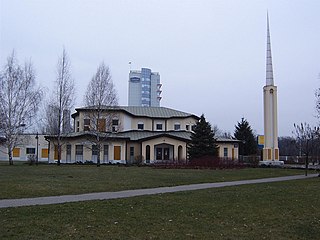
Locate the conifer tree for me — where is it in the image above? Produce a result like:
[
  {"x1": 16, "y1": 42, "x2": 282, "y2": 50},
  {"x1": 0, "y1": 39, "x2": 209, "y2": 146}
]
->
[
  {"x1": 188, "y1": 114, "x2": 218, "y2": 160},
  {"x1": 234, "y1": 118, "x2": 257, "y2": 156}
]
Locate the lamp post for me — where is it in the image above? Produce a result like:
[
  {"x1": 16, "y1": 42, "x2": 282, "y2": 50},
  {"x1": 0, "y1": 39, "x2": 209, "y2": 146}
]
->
[{"x1": 35, "y1": 132, "x2": 39, "y2": 165}]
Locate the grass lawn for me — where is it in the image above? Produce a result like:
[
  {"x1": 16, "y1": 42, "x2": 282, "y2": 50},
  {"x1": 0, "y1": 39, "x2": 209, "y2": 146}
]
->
[
  {"x1": 0, "y1": 163, "x2": 312, "y2": 199},
  {"x1": 0, "y1": 178, "x2": 319, "y2": 239}
]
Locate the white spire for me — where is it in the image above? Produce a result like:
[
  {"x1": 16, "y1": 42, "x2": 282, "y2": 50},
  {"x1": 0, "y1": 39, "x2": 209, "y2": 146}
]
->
[{"x1": 266, "y1": 13, "x2": 274, "y2": 86}]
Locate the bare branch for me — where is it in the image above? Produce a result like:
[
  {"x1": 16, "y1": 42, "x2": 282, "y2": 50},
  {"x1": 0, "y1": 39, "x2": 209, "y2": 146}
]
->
[
  {"x1": 83, "y1": 62, "x2": 119, "y2": 166},
  {"x1": 43, "y1": 48, "x2": 75, "y2": 165},
  {"x1": 0, "y1": 51, "x2": 43, "y2": 165}
]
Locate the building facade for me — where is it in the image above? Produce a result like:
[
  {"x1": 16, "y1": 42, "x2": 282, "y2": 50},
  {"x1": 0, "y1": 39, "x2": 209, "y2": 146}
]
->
[
  {"x1": 128, "y1": 68, "x2": 162, "y2": 107},
  {"x1": 0, "y1": 134, "x2": 49, "y2": 162},
  {"x1": 44, "y1": 106, "x2": 239, "y2": 164}
]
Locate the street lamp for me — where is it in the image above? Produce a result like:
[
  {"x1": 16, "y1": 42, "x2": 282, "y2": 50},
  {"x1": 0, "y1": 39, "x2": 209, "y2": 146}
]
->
[{"x1": 35, "y1": 132, "x2": 39, "y2": 165}]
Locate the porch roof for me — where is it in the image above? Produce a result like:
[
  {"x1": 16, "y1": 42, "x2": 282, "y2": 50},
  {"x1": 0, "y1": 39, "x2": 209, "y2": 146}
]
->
[
  {"x1": 45, "y1": 130, "x2": 192, "y2": 142},
  {"x1": 45, "y1": 131, "x2": 240, "y2": 144}
]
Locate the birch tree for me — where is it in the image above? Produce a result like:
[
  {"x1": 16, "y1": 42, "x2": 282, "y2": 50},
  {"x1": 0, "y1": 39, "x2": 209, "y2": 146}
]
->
[
  {"x1": 84, "y1": 62, "x2": 118, "y2": 166},
  {"x1": 0, "y1": 51, "x2": 42, "y2": 165},
  {"x1": 46, "y1": 48, "x2": 75, "y2": 165}
]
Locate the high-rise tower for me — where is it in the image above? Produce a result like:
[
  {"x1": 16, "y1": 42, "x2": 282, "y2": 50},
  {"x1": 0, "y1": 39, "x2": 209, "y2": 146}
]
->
[
  {"x1": 128, "y1": 68, "x2": 162, "y2": 107},
  {"x1": 263, "y1": 14, "x2": 279, "y2": 161}
]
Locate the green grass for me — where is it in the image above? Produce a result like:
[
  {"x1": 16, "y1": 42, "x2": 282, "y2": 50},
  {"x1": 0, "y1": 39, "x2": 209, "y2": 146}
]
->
[
  {"x1": 0, "y1": 164, "x2": 310, "y2": 199},
  {"x1": 0, "y1": 178, "x2": 319, "y2": 239}
]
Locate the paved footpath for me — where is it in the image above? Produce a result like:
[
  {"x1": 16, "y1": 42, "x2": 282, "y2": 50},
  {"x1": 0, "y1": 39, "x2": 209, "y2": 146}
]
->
[{"x1": 0, "y1": 174, "x2": 318, "y2": 209}]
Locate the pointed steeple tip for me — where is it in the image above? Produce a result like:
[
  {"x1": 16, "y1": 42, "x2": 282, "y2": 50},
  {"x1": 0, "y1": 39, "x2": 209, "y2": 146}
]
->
[{"x1": 266, "y1": 12, "x2": 274, "y2": 86}]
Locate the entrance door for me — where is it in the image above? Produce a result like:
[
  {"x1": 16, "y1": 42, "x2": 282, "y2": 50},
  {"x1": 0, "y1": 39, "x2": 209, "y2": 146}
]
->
[{"x1": 155, "y1": 145, "x2": 173, "y2": 161}]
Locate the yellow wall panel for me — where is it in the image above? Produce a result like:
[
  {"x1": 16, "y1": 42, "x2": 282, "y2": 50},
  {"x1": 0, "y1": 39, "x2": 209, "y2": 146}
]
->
[
  {"x1": 42, "y1": 149, "x2": 49, "y2": 158},
  {"x1": 13, "y1": 148, "x2": 20, "y2": 157}
]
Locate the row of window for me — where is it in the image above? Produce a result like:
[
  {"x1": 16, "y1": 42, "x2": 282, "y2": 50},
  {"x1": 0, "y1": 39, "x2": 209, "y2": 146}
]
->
[
  {"x1": 55, "y1": 144, "x2": 122, "y2": 161},
  {"x1": 77, "y1": 118, "x2": 119, "y2": 132},
  {"x1": 137, "y1": 123, "x2": 194, "y2": 131},
  {"x1": 12, "y1": 147, "x2": 48, "y2": 158},
  {"x1": 77, "y1": 118, "x2": 195, "y2": 132}
]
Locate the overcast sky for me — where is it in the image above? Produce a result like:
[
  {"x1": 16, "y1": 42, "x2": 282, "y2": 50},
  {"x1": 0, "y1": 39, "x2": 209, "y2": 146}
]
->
[{"x1": 1, "y1": 0, "x2": 320, "y2": 136}]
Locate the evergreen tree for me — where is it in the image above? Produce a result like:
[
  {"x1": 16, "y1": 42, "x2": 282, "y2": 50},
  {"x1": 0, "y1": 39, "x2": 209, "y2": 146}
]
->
[
  {"x1": 234, "y1": 118, "x2": 257, "y2": 156},
  {"x1": 188, "y1": 114, "x2": 218, "y2": 160}
]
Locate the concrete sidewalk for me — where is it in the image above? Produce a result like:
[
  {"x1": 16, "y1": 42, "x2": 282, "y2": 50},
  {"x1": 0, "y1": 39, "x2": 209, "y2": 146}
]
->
[{"x1": 0, "y1": 174, "x2": 318, "y2": 209}]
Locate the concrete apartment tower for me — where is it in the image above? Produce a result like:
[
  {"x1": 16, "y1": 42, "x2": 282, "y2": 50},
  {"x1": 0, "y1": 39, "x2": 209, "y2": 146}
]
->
[
  {"x1": 128, "y1": 68, "x2": 162, "y2": 107},
  {"x1": 263, "y1": 14, "x2": 279, "y2": 161}
]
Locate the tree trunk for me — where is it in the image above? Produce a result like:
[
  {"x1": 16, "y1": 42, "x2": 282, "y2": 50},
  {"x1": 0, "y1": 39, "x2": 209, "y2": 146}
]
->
[
  {"x1": 97, "y1": 144, "x2": 101, "y2": 167},
  {"x1": 305, "y1": 154, "x2": 309, "y2": 176},
  {"x1": 8, "y1": 148, "x2": 13, "y2": 165},
  {"x1": 57, "y1": 142, "x2": 61, "y2": 166}
]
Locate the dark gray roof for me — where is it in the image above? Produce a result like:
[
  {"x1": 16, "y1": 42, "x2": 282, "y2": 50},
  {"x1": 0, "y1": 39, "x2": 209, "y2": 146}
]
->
[
  {"x1": 216, "y1": 137, "x2": 241, "y2": 143},
  {"x1": 45, "y1": 130, "x2": 192, "y2": 141},
  {"x1": 73, "y1": 106, "x2": 199, "y2": 119},
  {"x1": 46, "y1": 131, "x2": 240, "y2": 143}
]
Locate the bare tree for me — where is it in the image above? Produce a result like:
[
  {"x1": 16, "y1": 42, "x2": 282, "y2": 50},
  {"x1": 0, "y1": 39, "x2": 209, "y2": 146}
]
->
[
  {"x1": 84, "y1": 62, "x2": 118, "y2": 166},
  {"x1": 0, "y1": 51, "x2": 42, "y2": 165},
  {"x1": 45, "y1": 48, "x2": 75, "y2": 165},
  {"x1": 278, "y1": 136, "x2": 299, "y2": 156},
  {"x1": 316, "y1": 74, "x2": 320, "y2": 119},
  {"x1": 293, "y1": 123, "x2": 319, "y2": 176}
]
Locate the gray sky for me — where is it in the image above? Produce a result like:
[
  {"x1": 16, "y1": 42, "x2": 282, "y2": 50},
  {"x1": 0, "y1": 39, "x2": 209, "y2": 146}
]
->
[{"x1": 1, "y1": 0, "x2": 320, "y2": 136}]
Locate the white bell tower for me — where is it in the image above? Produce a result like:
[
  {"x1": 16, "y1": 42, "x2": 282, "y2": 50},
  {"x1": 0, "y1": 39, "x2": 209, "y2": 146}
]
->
[{"x1": 263, "y1": 14, "x2": 279, "y2": 161}]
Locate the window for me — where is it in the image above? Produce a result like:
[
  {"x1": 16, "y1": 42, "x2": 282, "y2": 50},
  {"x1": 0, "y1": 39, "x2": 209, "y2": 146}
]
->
[
  {"x1": 112, "y1": 119, "x2": 119, "y2": 132},
  {"x1": 130, "y1": 77, "x2": 140, "y2": 82},
  {"x1": 84, "y1": 119, "x2": 90, "y2": 131},
  {"x1": 191, "y1": 125, "x2": 196, "y2": 132},
  {"x1": 97, "y1": 119, "x2": 106, "y2": 132},
  {"x1": 26, "y1": 148, "x2": 35, "y2": 154},
  {"x1": 92, "y1": 145, "x2": 98, "y2": 155},
  {"x1": 164, "y1": 148, "x2": 169, "y2": 160},
  {"x1": 76, "y1": 121, "x2": 80, "y2": 132},
  {"x1": 174, "y1": 123, "x2": 181, "y2": 131},
  {"x1": 75, "y1": 145, "x2": 83, "y2": 161},
  {"x1": 112, "y1": 119, "x2": 119, "y2": 126},
  {"x1": 138, "y1": 123, "x2": 144, "y2": 130},
  {"x1": 66, "y1": 145, "x2": 71, "y2": 162},
  {"x1": 76, "y1": 145, "x2": 83, "y2": 155},
  {"x1": 146, "y1": 145, "x2": 150, "y2": 161},
  {"x1": 186, "y1": 125, "x2": 190, "y2": 131},
  {"x1": 130, "y1": 147, "x2": 134, "y2": 158},
  {"x1": 156, "y1": 148, "x2": 162, "y2": 160},
  {"x1": 92, "y1": 145, "x2": 98, "y2": 162},
  {"x1": 66, "y1": 145, "x2": 72, "y2": 155},
  {"x1": 224, "y1": 148, "x2": 228, "y2": 158},
  {"x1": 104, "y1": 145, "x2": 109, "y2": 162},
  {"x1": 156, "y1": 123, "x2": 163, "y2": 130}
]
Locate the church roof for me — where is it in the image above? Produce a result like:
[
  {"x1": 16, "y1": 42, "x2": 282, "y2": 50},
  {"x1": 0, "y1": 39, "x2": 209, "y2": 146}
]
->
[{"x1": 72, "y1": 106, "x2": 199, "y2": 119}]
